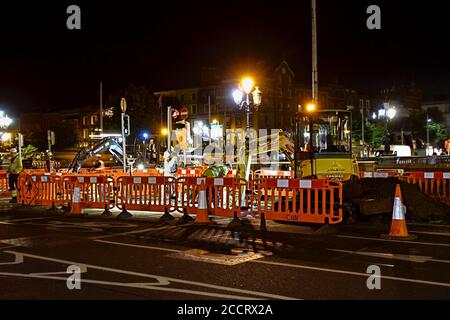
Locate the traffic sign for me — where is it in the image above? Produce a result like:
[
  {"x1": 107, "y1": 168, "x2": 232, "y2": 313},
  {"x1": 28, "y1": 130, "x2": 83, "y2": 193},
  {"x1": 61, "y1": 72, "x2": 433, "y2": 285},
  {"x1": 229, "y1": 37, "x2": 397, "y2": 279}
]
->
[
  {"x1": 172, "y1": 109, "x2": 180, "y2": 118},
  {"x1": 120, "y1": 97, "x2": 127, "y2": 113},
  {"x1": 180, "y1": 107, "x2": 189, "y2": 120}
]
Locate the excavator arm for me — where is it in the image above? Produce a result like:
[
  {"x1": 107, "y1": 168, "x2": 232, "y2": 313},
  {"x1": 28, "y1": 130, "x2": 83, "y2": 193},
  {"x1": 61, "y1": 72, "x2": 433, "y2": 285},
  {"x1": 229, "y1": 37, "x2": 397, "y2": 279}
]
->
[{"x1": 67, "y1": 137, "x2": 124, "y2": 173}]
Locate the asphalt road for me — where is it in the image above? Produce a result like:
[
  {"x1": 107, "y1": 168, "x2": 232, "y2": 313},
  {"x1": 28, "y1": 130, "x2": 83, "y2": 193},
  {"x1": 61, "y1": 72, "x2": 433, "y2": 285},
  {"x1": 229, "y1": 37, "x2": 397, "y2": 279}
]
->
[{"x1": 1, "y1": 198, "x2": 450, "y2": 300}]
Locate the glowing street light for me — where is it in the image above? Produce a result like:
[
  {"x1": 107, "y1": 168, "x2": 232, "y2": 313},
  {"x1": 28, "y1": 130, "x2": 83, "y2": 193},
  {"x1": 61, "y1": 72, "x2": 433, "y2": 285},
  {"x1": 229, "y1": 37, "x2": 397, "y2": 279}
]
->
[
  {"x1": 0, "y1": 111, "x2": 13, "y2": 129},
  {"x1": 161, "y1": 128, "x2": 168, "y2": 136},
  {"x1": 386, "y1": 107, "x2": 396, "y2": 120},
  {"x1": 232, "y1": 89, "x2": 244, "y2": 105},
  {"x1": 241, "y1": 77, "x2": 254, "y2": 94},
  {"x1": 306, "y1": 103, "x2": 316, "y2": 112}
]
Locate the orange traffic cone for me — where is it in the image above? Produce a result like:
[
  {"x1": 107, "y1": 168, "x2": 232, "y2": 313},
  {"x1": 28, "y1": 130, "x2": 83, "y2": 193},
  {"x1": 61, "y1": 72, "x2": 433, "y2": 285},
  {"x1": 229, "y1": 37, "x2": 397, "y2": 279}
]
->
[
  {"x1": 195, "y1": 183, "x2": 210, "y2": 223},
  {"x1": 70, "y1": 186, "x2": 83, "y2": 215},
  {"x1": 381, "y1": 184, "x2": 417, "y2": 240}
]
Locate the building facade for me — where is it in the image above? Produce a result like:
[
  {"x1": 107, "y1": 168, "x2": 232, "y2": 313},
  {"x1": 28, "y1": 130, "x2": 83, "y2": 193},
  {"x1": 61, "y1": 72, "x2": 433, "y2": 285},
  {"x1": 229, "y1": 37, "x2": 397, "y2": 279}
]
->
[
  {"x1": 154, "y1": 61, "x2": 369, "y2": 134},
  {"x1": 20, "y1": 107, "x2": 101, "y2": 150}
]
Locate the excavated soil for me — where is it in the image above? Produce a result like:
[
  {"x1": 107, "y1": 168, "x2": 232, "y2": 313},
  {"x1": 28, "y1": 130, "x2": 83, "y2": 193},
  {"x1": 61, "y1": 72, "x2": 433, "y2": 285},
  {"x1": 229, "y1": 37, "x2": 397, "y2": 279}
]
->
[{"x1": 360, "y1": 178, "x2": 450, "y2": 222}]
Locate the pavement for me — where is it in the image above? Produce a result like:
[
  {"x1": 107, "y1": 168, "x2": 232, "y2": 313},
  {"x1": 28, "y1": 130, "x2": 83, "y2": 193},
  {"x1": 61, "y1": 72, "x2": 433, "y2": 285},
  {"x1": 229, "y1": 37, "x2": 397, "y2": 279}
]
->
[{"x1": 1, "y1": 198, "x2": 450, "y2": 300}]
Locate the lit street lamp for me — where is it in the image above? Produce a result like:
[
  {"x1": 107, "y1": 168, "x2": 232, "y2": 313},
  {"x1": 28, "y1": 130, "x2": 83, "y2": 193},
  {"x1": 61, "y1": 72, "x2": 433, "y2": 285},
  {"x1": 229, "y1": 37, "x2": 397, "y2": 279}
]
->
[
  {"x1": 0, "y1": 110, "x2": 14, "y2": 147},
  {"x1": 232, "y1": 77, "x2": 262, "y2": 135},
  {"x1": 232, "y1": 78, "x2": 262, "y2": 203},
  {"x1": 426, "y1": 114, "x2": 432, "y2": 152},
  {"x1": 0, "y1": 111, "x2": 13, "y2": 129},
  {"x1": 374, "y1": 105, "x2": 396, "y2": 154}
]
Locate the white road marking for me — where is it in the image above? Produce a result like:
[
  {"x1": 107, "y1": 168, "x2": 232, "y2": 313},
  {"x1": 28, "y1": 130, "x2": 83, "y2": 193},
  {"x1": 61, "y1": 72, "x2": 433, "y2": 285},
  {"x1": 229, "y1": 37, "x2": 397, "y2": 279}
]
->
[
  {"x1": 409, "y1": 223, "x2": 450, "y2": 228},
  {"x1": 411, "y1": 231, "x2": 450, "y2": 237},
  {"x1": 327, "y1": 249, "x2": 433, "y2": 263},
  {"x1": 0, "y1": 252, "x2": 23, "y2": 265},
  {"x1": 95, "y1": 239, "x2": 181, "y2": 253},
  {"x1": 337, "y1": 235, "x2": 450, "y2": 247},
  {"x1": 2, "y1": 250, "x2": 297, "y2": 300},
  {"x1": 2, "y1": 216, "x2": 56, "y2": 222},
  {"x1": 90, "y1": 226, "x2": 166, "y2": 240},
  {"x1": 251, "y1": 259, "x2": 450, "y2": 288}
]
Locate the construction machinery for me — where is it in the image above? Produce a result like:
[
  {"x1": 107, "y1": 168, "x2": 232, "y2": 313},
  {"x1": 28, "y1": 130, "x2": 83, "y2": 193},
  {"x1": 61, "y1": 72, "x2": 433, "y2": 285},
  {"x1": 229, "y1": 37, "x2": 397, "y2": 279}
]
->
[
  {"x1": 67, "y1": 137, "x2": 124, "y2": 173},
  {"x1": 245, "y1": 109, "x2": 448, "y2": 221}
]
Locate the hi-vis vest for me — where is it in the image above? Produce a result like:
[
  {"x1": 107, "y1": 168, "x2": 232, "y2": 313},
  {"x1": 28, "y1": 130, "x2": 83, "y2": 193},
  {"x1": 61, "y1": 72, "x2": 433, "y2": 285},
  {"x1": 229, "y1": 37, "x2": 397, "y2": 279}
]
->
[
  {"x1": 202, "y1": 164, "x2": 229, "y2": 177},
  {"x1": 8, "y1": 156, "x2": 23, "y2": 174}
]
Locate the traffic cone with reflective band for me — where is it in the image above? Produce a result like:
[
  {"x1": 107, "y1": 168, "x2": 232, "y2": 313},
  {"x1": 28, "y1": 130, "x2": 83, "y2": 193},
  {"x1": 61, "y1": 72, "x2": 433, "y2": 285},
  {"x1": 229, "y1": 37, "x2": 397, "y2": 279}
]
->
[
  {"x1": 381, "y1": 184, "x2": 417, "y2": 240},
  {"x1": 195, "y1": 183, "x2": 210, "y2": 223},
  {"x1": 70, "y1": 186, "x2": 83, "y2": 215}
]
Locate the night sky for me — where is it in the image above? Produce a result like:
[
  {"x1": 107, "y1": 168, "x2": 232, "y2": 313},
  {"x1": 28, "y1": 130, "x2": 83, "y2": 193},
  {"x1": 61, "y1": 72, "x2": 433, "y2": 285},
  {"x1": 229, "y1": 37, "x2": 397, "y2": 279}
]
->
[{"x1": 0, "y1": 0, "x2": 449, "y2": 116}]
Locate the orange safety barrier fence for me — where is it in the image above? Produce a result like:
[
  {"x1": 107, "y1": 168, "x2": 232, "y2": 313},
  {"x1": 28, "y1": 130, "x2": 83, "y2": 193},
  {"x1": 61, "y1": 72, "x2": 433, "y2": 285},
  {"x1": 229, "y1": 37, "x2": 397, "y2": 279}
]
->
[
  {"x1": 17, "y1": 173, "x2": 62, "y2": 207},
  {"x1": 176, "y1": 167, "x2": 205, "y2": 177},
  {"x1": 61, "y1": 175, "x2": 115, "y2": 210},
  {"x1": 15, "y1": 172, "x2": 344, "y2": 225},
  {"x1": 400, "y1": 171, "x2": 450, "y2": 204},
  {"x1": 248, "y1": 178, "x2": 343, "y2": 224},
  {"x1": 115, "y1": 175, "x2": 177, "y2": 212},
  {"x1": 176, "y1": 176, "x2": 245, "y2": 217},
  {"x1": 253, "y1": 169, "x2": 295, "y2": 180},
  {"x1": 359, "y1": 170, "x2": 402, "y2": 179},
  {"x1": 0, "y1": 171, "x2": 10, "y2": 196}
]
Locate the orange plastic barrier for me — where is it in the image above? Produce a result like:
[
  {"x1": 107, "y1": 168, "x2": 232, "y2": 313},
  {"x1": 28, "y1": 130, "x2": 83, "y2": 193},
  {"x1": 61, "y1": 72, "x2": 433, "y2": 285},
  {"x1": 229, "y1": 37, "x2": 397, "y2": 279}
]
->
[
  {"x1": 61, "y1": 175, "x2": 115, "y2": 210},
  {"x1": 176, "y1": 167, "x2": 206, "y2": 177},
  {"x1": 15, "y1": 171, "x2": 344, "y2": 226},
  {"x1": 17, "y1": 173, "x2": 62, "y2": 207},
  {"x1": 253, "y1": 169, "x2": 294, "y2": 180},
  {"x1": 0, "y1": 171, "x2": 10, "y2": 196},
  {"x1": 359, "y1": 170, "x2": 402, "y2": 179},
  {"x1": 248, "y1": 178, "x2": 343, "y2": 224},
  {"x1": 177, "y1": 176, "x2": 244, "y2": 217},
  {"x1": 400, "y1": 172, "x2": 450, "y2": 204},
  {"x1": 115, "y1": 175, "x2": 177, "y2": 212}
]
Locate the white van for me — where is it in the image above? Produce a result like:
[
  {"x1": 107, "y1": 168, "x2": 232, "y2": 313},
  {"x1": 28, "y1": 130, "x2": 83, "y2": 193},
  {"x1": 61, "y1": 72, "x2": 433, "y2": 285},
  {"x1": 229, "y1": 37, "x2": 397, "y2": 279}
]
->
[{"x1": 390, "y1": 145, "x2": 412, "y2": 157}]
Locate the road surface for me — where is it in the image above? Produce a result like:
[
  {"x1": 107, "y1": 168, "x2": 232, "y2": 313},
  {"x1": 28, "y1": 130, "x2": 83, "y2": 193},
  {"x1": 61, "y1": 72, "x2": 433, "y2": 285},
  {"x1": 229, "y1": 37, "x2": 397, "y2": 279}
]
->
[{"x1": 0, "y1": 198, "x2": 450, "y2": 300}]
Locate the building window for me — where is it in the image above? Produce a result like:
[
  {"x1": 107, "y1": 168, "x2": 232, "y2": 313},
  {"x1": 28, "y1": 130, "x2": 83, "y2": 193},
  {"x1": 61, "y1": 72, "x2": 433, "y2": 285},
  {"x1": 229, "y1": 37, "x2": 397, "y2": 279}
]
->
[
  {"x1": 192, "y1": 93, "x2": 196, "y2": 101},
  {"x1": 83, "y1": 116, "x2": 88, "y2": 125},
  {"x1": 83, "y1": 129, "x2": 89, "y2": 139},
  {"x1": 91, "y1": 115, "x2": 97, "y2": 125}
]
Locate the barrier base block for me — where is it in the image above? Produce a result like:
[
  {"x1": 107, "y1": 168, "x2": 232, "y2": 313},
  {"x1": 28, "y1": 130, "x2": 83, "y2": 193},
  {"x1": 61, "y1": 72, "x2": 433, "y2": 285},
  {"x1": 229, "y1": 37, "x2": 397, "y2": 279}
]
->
[
  {"x1": 159, "y1": 208, "x2": 175, "y2": 223},
  {"x1": 101, "y1": 205, "x2": 113, "y2": 217},
  {"x1": 380, "y1": 234, "x2": 418, "y2": 240},
  {"x1": 176, "y1": 209, "x2": 194, "y2": 225},
  {"x1": 117, "y1": 210, "x2": 132, "y2": 218}
]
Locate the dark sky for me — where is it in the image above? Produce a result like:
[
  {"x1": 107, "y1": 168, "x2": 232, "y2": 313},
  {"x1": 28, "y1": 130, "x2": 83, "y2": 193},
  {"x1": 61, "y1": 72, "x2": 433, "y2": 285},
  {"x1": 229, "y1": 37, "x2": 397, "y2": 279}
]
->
[{"x1": 0, "y1": 0, "x2": 449, "y2": 116}]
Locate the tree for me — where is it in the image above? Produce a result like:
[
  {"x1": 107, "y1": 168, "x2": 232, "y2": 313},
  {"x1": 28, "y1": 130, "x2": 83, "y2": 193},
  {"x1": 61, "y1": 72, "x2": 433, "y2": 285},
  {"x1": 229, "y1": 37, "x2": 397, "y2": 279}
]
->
[
  {"x1": 351, "y1": 108, "x2": 385, "y2": 149},
  {"x1": 103, "y1": 84, "x2": 160, "y2": 136},
  {"x1": 365, "y1": 122, "x2": 385, "y2": 148},
  {"x1": 410, "y1": 107, "x2": 448, "y2": 146}
]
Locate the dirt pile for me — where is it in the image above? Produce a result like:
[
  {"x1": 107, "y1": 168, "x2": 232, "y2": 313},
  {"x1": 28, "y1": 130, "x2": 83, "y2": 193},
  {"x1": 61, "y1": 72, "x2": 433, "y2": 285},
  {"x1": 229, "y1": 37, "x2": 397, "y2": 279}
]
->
[{"x1": 360, "y1": 178, "x2": 450, "y2": 222}]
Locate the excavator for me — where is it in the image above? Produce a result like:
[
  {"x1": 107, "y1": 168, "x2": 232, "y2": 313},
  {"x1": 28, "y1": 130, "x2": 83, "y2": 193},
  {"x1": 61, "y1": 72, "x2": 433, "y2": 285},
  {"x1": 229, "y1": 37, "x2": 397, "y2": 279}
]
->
[
  {"x1": 67, "y1": 137, "x2": 124, "y2": 173},
  {"x1": 242, "y1": 108, "x2": 447, "y2": 222}
]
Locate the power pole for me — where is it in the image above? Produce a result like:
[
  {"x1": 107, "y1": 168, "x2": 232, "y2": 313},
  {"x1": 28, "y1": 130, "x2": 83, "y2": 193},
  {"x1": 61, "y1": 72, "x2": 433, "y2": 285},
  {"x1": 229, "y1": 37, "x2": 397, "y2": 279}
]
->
[
  {"x1": 311, "y1": 0, "x2": 319, "y2": 106},
  {"x1": 208, "y1": 95, "x2": 211, "y2": 144},
  {"x1": 167, "y1": 106, "x2": 172, "y2": 152},
  {"x1": 99, "y1": 82, "x2": 103, "y2": 133},
  {"x1": 361, "y1": 100, "x2": 366, "y2": 157}
]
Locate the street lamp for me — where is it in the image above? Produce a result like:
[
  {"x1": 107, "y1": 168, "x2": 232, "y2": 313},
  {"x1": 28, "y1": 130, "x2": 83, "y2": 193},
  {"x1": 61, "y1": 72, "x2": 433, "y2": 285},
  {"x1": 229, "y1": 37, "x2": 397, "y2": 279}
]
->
[
  {"x1": 386, "y1": 107, "x2": 396, "y2": 120},
  {"x1": 232, "y1": 77, "x2": 262, "y2": 134},
  {"x1": 381, "y1": 106, "x2": 396, "y2": 154},
  {"x1": 427, "y1": 114, "x2": 432, "y2": 150},
  {"x1": 232, "y1": 77, "x2": 262, "y2": 201},
  {"x1": 0, "y1": 111, "x2": 13, "y2": 128}
]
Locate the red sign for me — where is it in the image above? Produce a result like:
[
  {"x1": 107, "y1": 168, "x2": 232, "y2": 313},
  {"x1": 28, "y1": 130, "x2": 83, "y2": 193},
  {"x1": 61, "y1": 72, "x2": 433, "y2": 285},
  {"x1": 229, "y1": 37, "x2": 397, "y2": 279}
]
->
[
  {"x1": 180, "y1": 107, "x2": 189, "y2": 120},
  {"x1": 171, "y1": 109, "x2": 180, "y2": 118}
]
